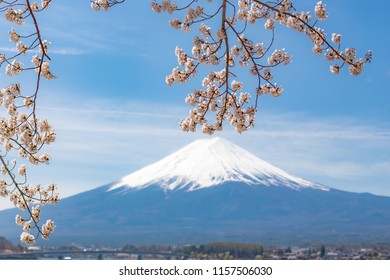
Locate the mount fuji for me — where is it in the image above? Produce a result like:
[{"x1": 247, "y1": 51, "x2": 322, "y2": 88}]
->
[
  {"x1": 1, "y1": 137, "x2": 390, "y2": 245},
  {"x1": 110, "y1": 137, "x2": 328, "y2": 192}
]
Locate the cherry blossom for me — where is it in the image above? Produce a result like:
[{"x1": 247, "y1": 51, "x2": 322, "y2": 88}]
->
[
  {"x1": 147, "y1": 0, "x2": 371, "y2": 133},
  {"x1": 0, "y1": 0, "x2": 59, "y2": 245}
]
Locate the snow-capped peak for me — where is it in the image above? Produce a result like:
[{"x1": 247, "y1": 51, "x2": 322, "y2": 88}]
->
[{"x1": 109, "y1": 137, "x2": 329, "y2": 192}]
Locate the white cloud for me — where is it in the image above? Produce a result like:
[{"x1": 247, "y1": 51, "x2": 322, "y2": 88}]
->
[
  {"x1": 0, "y1": 46, "x2": 87, "y2": 56},
  {"x1": 0, "y1": 46, "x2": 16, "y2": 53},
  {"x1": 49, "y1": 47, "x2": 88, "y2": 56}
]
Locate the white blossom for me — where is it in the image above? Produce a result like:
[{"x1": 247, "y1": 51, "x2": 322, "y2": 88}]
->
[
  {"x1": 20, "y1": 232, "x2": 35, "y2": 245},
  {"x1": 5, "y1": 7, "x2": 24, "y2": 25},
  {"x1": 18, "y1": 165, "x2": 27, "y2": 176},
  {"x1": 264, "y1": 18, "x2": 274, "y2": 30},
  {"x1": 330, "y1": 65, "x2": 340, "y2": 74},
  {"x1": 332, "y1": 33, "x2": 342, "y2": 44},
  {"x1": 41, "y1": 219, "x2": 55, "y2": 238},
  {"x1": 5, "y1": 60, "x2": 23, "y2": 76},
  {"x1": 8, "y1": 29, "x2": 20, "y2": 43},
  {"x1": 314, "y1": 1, "x2": 327, "y2": 21},
  {"x1": 15, "y1": 215, "x2": 25, "y2": 226},
  {"x1": 231, "y1": 80, "x2": 243, "y2": 92}
]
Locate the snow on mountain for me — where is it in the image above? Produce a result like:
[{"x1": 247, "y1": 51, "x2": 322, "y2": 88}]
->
[{"x1": 109, "y1": 137, "x2": 329, "y2": 192}]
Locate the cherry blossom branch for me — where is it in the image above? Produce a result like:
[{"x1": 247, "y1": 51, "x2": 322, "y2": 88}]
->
[
  {"x1": 0, "y1": 0, "x2": 58, "y2": 245},
  {"x1": 144, "y1": 0, "x2": 371, "y2": 134}
]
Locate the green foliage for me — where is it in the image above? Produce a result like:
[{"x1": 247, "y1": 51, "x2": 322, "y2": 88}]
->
[{"x1": 186, "y1": 242, "x2": 264, "y2": 259}]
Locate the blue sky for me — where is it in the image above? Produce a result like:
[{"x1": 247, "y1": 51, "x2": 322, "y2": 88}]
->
[{"x1": 0, "y1": 0, "x2": 389, "y2": 210}]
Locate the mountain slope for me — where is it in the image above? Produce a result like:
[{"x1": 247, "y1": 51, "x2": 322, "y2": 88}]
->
[
  {"x1": 0, "y1": 137, "x2": 389, "y2": 246},
  {"x1": 110, "y1": 137, "x2": 328, "y2": 191}
]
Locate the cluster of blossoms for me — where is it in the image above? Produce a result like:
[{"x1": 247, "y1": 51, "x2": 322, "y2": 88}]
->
[
  {"x1": 0, "y1": 0, "x2": 59, "y2": 245},
  {"x1": 91, "y1": 0, "x2": 124, "y2": 12},
  {"x1": 149, "y1": 0, "x2": 371, "y2": 134},
  {"x1": 151, "y1": 0, "x2": 178, "y2": 15}
]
